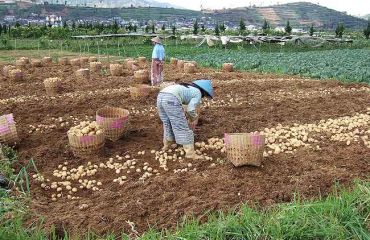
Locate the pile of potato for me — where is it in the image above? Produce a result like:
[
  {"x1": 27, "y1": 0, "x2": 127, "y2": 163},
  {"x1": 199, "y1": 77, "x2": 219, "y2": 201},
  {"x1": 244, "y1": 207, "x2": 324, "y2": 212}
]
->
[{"x1": 67, "y1": 121, "x2": 103, "y2": 137}]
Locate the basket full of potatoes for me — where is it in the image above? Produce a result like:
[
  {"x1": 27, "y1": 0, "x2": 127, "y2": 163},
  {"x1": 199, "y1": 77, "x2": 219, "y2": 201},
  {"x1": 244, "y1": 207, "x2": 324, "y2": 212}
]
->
[{"x1": 67, "y1": 121, "x2": 105, "y2": 157}]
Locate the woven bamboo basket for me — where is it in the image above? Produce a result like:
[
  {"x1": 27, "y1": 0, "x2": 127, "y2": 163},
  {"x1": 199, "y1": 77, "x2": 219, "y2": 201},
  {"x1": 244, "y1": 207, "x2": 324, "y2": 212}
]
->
[
  {"x1": 70, "y1": 58, "x2": 81, "y2": 66},
  {"x1": 80, "y1": 57, "x2": 89, "y2": 65},
  {"x1": 31, "y1": 59, "x2": 43, "y2": 67},
  {"x1": 44, "y1": 77, "x2": 61, "y2": 95},
  {"x1": 89, "y1": 56, "x2": 98, "y2": 62},
  {"x1": 42, "y1": 57, "x2": 53, "y2": 65},
  {"x1": 127, "y1": 60, "x2": 138, "y2": 70},
  {"x1": 2, "y1": 65, "x2": 15, "y2": 77},
  {"x1": 90, "y1": 62, "x2": 102, "y2": 73},
  {"x1": 223, "y1": 63, "x2": 234, "y2": 72},
  {"x1": 96, "y1": 107, "x2": 130, "y2": 141},
  {"x1": 130, "y1": 84, "x2": 151, "y2": 99},
  {"x1": 138, "y1": 57, "x2": 147, "y2": 66},
  {"x1": 59, "y1": 57, "x2": 70, "y2": 65},
  {"x1": 131, "y1": 63, "x2": 140, "y2": 72},
  {"x1": 0, "y1": 114, "x2": 19, "y2": 145},
  {"x1": 76, "y1": 68, "x2": 90, "y2": 81},
  {"x1": 9, "y1": 69, "x2": 23, "y2": 82},
  {"x1": 188, "y1": 61, "x2": 198, "y2": 68},
  {"x1": 184, "y1": 63, "x2": 196, "y2": 73},
  {"x1": 170, "y1": 58, "x2": 178, "y2": 65},
  {"x1": 177, "y1": 60, "x2": 185, "y2": 69},
  {"x1": 110, "y1": 64, "x2": 123, "y2": 76},
  {"x1": 224, "y1": 133, "x2": 265, "y2": 167},
  {"x1": 123, "y1": 58, "x2": 135, "y2": 68},
  {"x1": 134, "y1": 70, "x2": 149, "y2": 83},
  {"x1": 16, "y1": 57, "x2": 30, "y2": 67},
  {"x1": 68, "y1": 129, "x2": 105, "y2": 157}
]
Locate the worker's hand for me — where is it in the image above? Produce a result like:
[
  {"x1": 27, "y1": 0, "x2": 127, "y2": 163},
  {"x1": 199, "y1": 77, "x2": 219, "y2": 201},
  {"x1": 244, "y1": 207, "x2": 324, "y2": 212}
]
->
[{"x1": 189, "y1": 118, "x2": 198, "y2": 131}]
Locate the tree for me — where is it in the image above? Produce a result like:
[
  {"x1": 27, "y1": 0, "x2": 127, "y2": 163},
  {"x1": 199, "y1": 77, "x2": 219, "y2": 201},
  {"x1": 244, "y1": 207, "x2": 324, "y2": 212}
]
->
[
  {"x1": 2, "y1": 25, "x2": 7, "y2": 34},
  {"x1": 15, "y1": 22, "x2": 21, "y2": 28},
  {"x1": 219, "y1": 22, "x2": 226, "y2": 32},
  {"x1": 363, "y1": 19, "x2": 370, "y2": 39},
  {"x1": 193, "y1": 19, "x2": 199, "y2": 35},
  {"x1": 145, "y1": 25, "x2": 150, "y2": 33},
  {"x1": 309, "y1": 24, "x2": 315, "y2": 36},
  {"x1": 262, "y1": 19, "x2": 270, "y2": 33},
  {"x1": 112, "y1": 20, "x2": 119, "y2": 34},
  {"x1": 201, "y1": 24, "x2": 206, "y2": 32},
  {"x1": 151, "y1": 24, "x2": 155, "y2": 34},
  {"x1": 72, "y1": 21, "x2": 76, "y2": 29},
  {"x1": 63, "y1": 21, "x2": 67, "y2": 28},
  {"x1": 0, "y1": 24, "x2": 2, "y2": 36},
  {"x1": 171, "y1": 25, "x2": 176, "y2": 35},
  {"x1": 285, "y1": 20, "x2": 292, "y2": 35},
  {"x1": 133, "y1": 25, "x2": 137, "y2": 32},
  {"x1": 161, "y1": 24, "x2": 166, "y2": 31},
  {"x1": 215, "y1": 23, "x2": 220, "y2": 36},
  {"x1": 335, "y1": 23, "x2": 345, "y2": 38},
  {"x1": 239, "y1": 18, "x2": 246, "y2": 33}
]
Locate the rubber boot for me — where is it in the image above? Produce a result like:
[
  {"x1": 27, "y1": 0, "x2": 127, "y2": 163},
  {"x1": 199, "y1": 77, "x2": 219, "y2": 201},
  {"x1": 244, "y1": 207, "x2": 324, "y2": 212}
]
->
[
  {"x1": 183, "y1": 144, "x2": 202, "y2": 160},
  {"x1": 162, "y1": 139, "x2": 177, "y2": 151}
]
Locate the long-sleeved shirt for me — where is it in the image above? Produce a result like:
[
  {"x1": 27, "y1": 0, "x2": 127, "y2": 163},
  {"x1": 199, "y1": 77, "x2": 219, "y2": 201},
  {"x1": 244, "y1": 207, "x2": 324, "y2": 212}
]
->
[
  {"x1": 152, "y1": 44, "x2": 165, "y2": 61},
  {"x1": 161, "y1": 85, "x2": 201, "y2": 118}
]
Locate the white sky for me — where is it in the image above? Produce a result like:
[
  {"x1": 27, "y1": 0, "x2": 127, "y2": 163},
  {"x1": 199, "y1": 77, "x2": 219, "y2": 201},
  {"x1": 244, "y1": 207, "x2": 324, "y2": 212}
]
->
[{"x1": 160, "y1": 0, "x2": 369, "y2": 16}]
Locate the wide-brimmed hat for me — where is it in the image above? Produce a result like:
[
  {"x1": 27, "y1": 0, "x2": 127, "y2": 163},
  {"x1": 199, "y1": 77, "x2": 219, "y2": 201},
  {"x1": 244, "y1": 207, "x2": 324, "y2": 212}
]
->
[{"x1": 151, "y1": 36, "x2": 162, "y2": 44}]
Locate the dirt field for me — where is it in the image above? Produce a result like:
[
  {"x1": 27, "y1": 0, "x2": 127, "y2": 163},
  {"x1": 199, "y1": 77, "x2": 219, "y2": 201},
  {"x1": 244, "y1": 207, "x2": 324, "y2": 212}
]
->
[{"x1": 0, "y1": 56, "x2": 369, "y2": 237}]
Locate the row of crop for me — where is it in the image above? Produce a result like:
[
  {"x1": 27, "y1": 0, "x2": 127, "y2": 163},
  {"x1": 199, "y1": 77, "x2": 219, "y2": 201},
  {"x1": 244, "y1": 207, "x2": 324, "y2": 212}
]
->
[{"x1": 180, "y1": 48, "x2": 370, "y2": 83}]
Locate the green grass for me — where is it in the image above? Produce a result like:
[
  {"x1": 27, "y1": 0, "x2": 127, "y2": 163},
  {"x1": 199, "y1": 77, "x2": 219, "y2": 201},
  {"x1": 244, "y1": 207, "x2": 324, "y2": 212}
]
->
[{"x1": 0, "y1": 144, "x2": 369, "y2": 239}]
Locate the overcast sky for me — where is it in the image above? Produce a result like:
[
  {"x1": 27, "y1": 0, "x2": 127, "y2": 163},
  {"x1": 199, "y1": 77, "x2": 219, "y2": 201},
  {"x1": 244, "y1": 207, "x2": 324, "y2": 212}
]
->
[{"x1": 159, "y1": 0, "x2": 369, "y2": 16}]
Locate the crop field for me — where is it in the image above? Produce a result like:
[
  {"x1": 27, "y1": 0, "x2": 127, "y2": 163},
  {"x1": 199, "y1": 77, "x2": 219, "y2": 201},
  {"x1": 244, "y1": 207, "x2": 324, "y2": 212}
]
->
[{"x1": 0, "y1": 50, "x2": 369, "y2": 238}]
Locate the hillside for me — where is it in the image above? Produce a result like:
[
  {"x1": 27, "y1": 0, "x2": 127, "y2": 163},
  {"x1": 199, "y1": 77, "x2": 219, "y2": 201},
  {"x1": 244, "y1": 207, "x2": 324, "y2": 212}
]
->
[
  {"x1": 0, "y1": 2, "x2": 367, "y2": 29},
  {"x1": 0, "y1": 3, "x2": 200, "y2": 21},
  {"x1": 205, "y1": 2, "x2": 367, "y2": 29},
  {"x1": 34, "y1": 0, "x2": 180, "y2": 8}
]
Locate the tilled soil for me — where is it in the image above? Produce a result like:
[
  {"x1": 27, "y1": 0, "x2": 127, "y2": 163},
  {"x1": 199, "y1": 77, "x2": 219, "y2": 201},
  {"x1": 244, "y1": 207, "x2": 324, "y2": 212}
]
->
[{"x1": 0, "y1": 61, "x2": 369, "y2": 237}]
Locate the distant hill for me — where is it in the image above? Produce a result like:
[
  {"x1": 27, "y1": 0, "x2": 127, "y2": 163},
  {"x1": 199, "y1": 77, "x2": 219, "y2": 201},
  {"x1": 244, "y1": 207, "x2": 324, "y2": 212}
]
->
[
  {"x1": 0, "y1": 2, "x2": 367, "y2": 29},
  {"x1": 205, "y1": 2, "x2": 367, "y2": 29},
  {"x1": 35, "y1": 0, "x2": 181, "y2": 9}
]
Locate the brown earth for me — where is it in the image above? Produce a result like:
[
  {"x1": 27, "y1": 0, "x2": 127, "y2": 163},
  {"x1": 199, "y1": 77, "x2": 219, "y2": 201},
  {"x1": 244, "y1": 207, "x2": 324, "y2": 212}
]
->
[{"x1": 0, "y1": 60, "x2": 369, "y2": 237}]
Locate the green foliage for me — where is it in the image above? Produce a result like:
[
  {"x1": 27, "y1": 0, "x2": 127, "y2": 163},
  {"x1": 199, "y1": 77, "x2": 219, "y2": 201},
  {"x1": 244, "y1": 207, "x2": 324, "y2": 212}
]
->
[
  {"x1": 171, "y1": 25, "x2": 176, "y2": 35},
  {"x1": 219, "y1": 22, "x2": 226, "y2": 32},
  {"x1": 364, "y1": 19, "x2": 370, "y2": 39},
  {"x1": 193, "y1": 19, "x2": 199, "y2": 35},
  {"x1": 309, "y1": 24, "x2": 315, "y2": 36},
  {"x1": 161, "y1": 23, "x2": 165, "y2": 31},
  {"x1": 285, "y1": 20, "x2": 292, "y2": 35},
  {"x1": 179, "y1": 48, "x2": 370, "y2": 83},
  {"x1": 335, "y1": 23, "x2": 345, "y2": 38},
  {"x1": 215, "y1": 23, "x2": 220, "y2": 36},
  {"x1": 262, "y1": 19, "x2": 270, "y2": 34},
  {"x1": 201, "y1": 24, "x2": 206, "y2": 32},
  {"x1": 150, "y1": 24, "x2": 155, "y2": 34},
  {"x1": 239, "y1": 18, "x2": 246, "y2": 34}
]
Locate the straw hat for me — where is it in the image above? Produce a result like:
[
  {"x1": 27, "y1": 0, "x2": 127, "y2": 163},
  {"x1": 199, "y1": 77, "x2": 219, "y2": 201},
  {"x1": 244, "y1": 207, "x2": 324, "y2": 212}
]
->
[{"x1": 151, "y1": 36, "x2": 162, "y2": 44}]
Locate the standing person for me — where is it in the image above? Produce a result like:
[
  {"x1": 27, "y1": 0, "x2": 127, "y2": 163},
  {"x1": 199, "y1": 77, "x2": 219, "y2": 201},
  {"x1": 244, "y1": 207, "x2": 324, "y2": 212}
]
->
[
  {"x1": 151, "y1": 36, "x2": 165, "y2": 86},
  {"x1": 157, "y1": 80, "x2": 214, "y2": 159}
]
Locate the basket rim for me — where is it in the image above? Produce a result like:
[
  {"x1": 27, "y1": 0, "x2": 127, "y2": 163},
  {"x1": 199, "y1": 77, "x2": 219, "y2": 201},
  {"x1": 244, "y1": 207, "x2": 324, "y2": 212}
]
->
[{"x1": 96, "y1": 106, "x2": 130, "y2": 119}]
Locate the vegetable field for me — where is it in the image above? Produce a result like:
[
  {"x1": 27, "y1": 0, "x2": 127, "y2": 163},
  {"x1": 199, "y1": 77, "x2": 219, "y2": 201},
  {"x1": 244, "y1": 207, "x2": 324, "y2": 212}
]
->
[
  {"x1": 0, "y1": 51, "x2": 369, "y2": 239},
  {"x1": 181, "y1": 48, "x2": 370, "y2": 83}
]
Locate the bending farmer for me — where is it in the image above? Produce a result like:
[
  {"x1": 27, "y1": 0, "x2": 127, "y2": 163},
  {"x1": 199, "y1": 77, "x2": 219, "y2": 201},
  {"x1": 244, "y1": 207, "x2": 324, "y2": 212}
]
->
[
  {"x1": 157, "y1": 80, "x2": 214, "y2": 159},
  {"x1": 151, "y1": 37, "x2": 165, "y2": 86}
]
